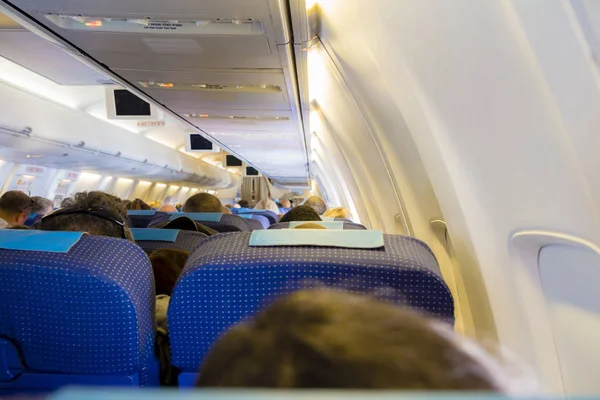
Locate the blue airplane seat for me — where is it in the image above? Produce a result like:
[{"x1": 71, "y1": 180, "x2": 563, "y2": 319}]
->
[
  {"x1": 169, "y1": 231, "x2": 454, "y2": 386},
  {"x1": 0, "y1": 231, "x2": 159, "y2": 394},
  {"x1": 238, "y1": 214, "x2": 270, "y2": 230},
  {"x1": 148, "y1": 212, "x2": 251, "y2": 232},
  {"x1": 131, "y1": 228, "x2": 208, "y2": 254},
  {"x1": 127, "y1": 210, "x2": 157, "y2": 228}
]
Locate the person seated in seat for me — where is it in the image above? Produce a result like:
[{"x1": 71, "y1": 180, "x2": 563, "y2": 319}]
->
[
  {"x1": 127, "y1": 198, "x2": 152, "y2": 210},
  {"x1": 183, "y1": 193, "x2": 223, "y2": 213},
  {"x1": 279, "y1": 205, "x2": 322, "y2": 223},
  {"x1": 30, "y1": 196, "x2": 54, "y2": 217},
  {"x1": 196, "y1": 290, "x2": 509, "y2": 391},
  {"x1": 150, "y1": 248, "x2": 190, "y2": 386},
  {"x1": 238, "y1": 199, "x2": 250, "y2": 209},
  {"x1": 0, "y1": 191, "x2": 33, "y2": 229},
  {"x1": 279, "y1": 198, "x2": 291, "y2": 209},
  {"x1": 159, "y1": 196, "x2": 178, "y2": 212},
  {"x1": 222, "y1": 206, "x2": 233, "y2": 215},
  {"x1": 323, "y1": 207, "x2": 351, "y2": 220},
  {"x1": 254, "y1": 199, "x2": 280, "y2": 214},
  {"x1": 304, "y1": 196, "x2": 328, "y2": 216},
  {"x1": 37, "y1": 191, "x2": 134, "y2": 241}
]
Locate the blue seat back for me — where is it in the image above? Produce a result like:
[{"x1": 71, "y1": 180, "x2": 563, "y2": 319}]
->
[
  {"x1": 169, "y1": 232, "x2": 453, "y2": 385},
  {"x1": 24, "y1": 214, "x2": 42, "y2": 227},
  {"x1": 127, "y1": 210, "x2": 157, "y2": 228},
  {"x1": 0, "y1": 233, "x2": 158, "y2": 393},
  {"x1": 238, "y1": 210, "x2": 278, "y2": 225},
  {"x1": 131, "y1": 228, "x2": 208, "y2": 254},
  {"x1": 148, "y1": 212, "x2": 250, "y2": 232},
  {"x1": 238, "y1": 214, "x2": 269, "y2": 230},
  {"x1": 269, "y1": 221, "x2": 367, "y2": 230}
]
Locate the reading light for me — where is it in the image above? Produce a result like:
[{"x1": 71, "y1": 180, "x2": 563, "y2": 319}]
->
[
  {"x1": 84, "y1": 20, "x2": 103, "y2": 27},
  {"x1": 22, "y1": 175, "x2": 35, "y2": 179}
]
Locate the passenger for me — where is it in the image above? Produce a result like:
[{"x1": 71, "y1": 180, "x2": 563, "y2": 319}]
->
[
  {"x1": 222, "y1": 206, "x2": 233, "y2": 215},
  {"x1": 37, "y1": 191, "x2": 134, "y2": 241},
  {"x1": 122, "y1": 199, "x2": 132, "y2": 208},
  {"x1": 292, "y1": 222, "x2": 326, "y2": 229},
  {"x1": 238, "y1": 199, "x2": 250, "y2": 208},
  {"x1": 183, "y1": 193, "x2": 223, "y2": 213},
  {"x1": 304, "y1": 196, "x2": 328, "y2": 215},
  {"x1": 279, "y1": 205, "x2": 322, "y2": 223},
  {"x1": 150, "y1": 248, "x2": 190, "y2": 386},
  {"x1": 280, "y1": 199, "x2": 291, "y2": 209},
  {"x1": 126, "y1": 198, "x2": 152, "y2": 210},
  {"x1": 196, "y1": 290, "x2": 508, "y2": 391},
  {"x1": 30, "y1": 196, "x2": 54, "y2": 216},
  {"x1": 60, "y1": 197, "x2": 74, "y2": 208},
  {"x1": 162, "y1": 196, "x2": 176, "y2": 208},
  {"x1": 158, "y1": 204, "x2": 178, "y2": 213},
  {"x1": 323, "y1": 207, "x2": 351, "y2": 220},
  {"x1": 0, "y1": 191, "x2": 33, "y2": 229},
  {"x1": 254, "y1": 199, "x2": 280, "y2": 214},
  {"x1": 232, "y1": 204, "x2": 241, "y2": 209}
]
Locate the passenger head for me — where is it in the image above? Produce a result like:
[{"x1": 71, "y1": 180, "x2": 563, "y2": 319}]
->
[
  {"x1": 238, "y1": 199, "x2": 249, "y2": 208},
  {"x1": 222, "y1": 206, "x2": 232, "y2": 215},
  {"x1": 39, "y1": 191, "x2": 133, "y2": 241},
  {"x1": 279, "y1": 205, "x2": 321, "y2": 223},
  {"x1": 323, "y1": 207, "x2": 351, "y2": 220},
  {"x1": 303, "y1": 196, "x2": 327, "y2": 215},
  {"x1": 254, "y1": 199, "x2": 280, "y2": 214},
  {"x1": 197, "y1": 290, "x2": 507, "y2": 391},
  {"x1": 292, "y1": 222, "x2": 326, "y2": 229},
  {"x1": 232, "y1": 203, "x2": 241, "y2": 209},
  {"x1": 126, "y1": 198, "x2": 152, "y2": 211},
  {"x1": 60, "y1": 197, "x2": 74, "y2": 208},
  {"x1": 280, "y1": 199, "x2": 291, "y2": 208},
  {"x1": 0, "y1": 191, "x2": 33, "y2": 226},
  {"x1": 158, "y1": 204, "x2": 178, "y2": 213},
  {"x1": 163, "y1": 196, "x2": 176, "y2": 206},
  {"x1": 149, "y1": 249, "x2": 190, "y2": 296},
  {"x1": 30, "y1": 196, "x2": 54, "y2": 216},
  {"x1": 184, "y1": 193, "x2": 223, "y2": 213}
]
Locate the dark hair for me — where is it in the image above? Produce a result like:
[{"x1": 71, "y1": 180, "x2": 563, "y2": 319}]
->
[
  {"x1": 38, "y1": 191, "x2": 133, "y2": 241},
  {"x1": 197, "y1": 290, "x2": 506, "y2": 391},
  {"x1": 30, "y1": 196, "x2": 53, "y2": 215},
  {"x1": 183, "y1": 193, "x2": 223, "y2": 213},
  {"x1": 279, "y1": 205, "x2": 322, "y2": 223},
  {"x1": 0, "y1": 191, "x2": 33, "y2": 214},
  {"x1": 304, "y1": 196, "x2": 327, "y2": 215},
  {"x1": 149, "y1": 249, "x2": 190, "y2": 296},
  {"x1": 238, "y1": 200, "x2": 249, "y2": 208},
  {"x1": 127, "y1": 198, "x2": 152, "y2": 210}
]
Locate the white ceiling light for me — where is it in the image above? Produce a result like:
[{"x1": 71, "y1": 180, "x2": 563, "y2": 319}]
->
[
  {"x1": 44, "y1": 15, "x2": 265, "y2": 36},
  {"x1": 183, "y1": 114, "x2": 288, "y2": 121},
  {"x1": 139, "y1": 81, "x2": 281, "y2": 93}
]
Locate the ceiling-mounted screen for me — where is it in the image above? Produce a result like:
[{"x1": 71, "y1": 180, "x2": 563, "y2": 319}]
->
[
  {"x1": 189, "y1": 134, "x2": 213, "y2": 151},
  {"x1": 246, "y1": 167, "x2": 259, "y2": 176},
  {"x1": 105, "y1": 87, "x2": 158, "y2": 120},
  {"x1": 226, "y1": 155, "x2": 243, "y2": 167}
]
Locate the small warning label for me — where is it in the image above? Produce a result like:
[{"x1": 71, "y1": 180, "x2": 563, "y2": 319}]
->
[{"x1": 143, "y1": 21, "x2": 184, "y2": 31}]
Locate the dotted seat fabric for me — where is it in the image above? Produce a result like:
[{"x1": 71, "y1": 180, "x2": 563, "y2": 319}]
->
[
  {"x1": 269, "y1": 221, "x2": 367, "y2": 230},
  {"x1": 148, "y1": 213, "x2": 250, "y2": 233},
  {"x1": 244, "y1": 217, "x2": 265, "y2": 231},
  {"x1": 136, "y1": 230, "x2": 209, "y2": 255},
  {"x1": 169, "y1": 232, "x2": 454, "y2": 371},
  {"x1": 0, "y1": 235, "x2": 158, "y2": 386}
]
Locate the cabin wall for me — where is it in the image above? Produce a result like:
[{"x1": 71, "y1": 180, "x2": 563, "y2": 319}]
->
[{"x1": 313, "y1": 0, "x2": 600, "y2": 394}]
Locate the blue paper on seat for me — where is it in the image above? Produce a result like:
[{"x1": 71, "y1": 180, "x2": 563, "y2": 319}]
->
[
  {"x1": 127, "y1": 210, "x2": 156, "y2": 216},
  {"x1": 238, "y1": 214, "x2": 254, "y2": 219},
  {"x1": 131, "y1": 228, "x2": 180, "y2": 242},
  {"x1": 168, "y1": 213, "x2": 223, "y2": 222},
  {"x1": 249, "y1": 229, "x2": 384, "y2": 249},
  {"x1": 0, "y1": 230, "x2": 85, "y2": 253},
  {"x1": 289, "y1": 221, "x2": 344, "y2": 229}
]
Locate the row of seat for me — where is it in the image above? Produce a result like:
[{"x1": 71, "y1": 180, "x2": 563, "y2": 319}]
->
[
  {"x1": 0, "y1": 228, "x2": 453, "y2": 393},
  {"x1": 127, "y1": 211, "x2": 366, "y2": 232}
]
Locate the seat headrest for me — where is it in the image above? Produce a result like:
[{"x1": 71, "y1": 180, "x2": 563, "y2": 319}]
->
[
  {"x1": 127, "y1": 210, "x2": 156, "y2": 216},
  {"x1": 168, "y1": 212, "x2": 222, "y2": 222},
  {"x1": 131, "y1": 228, "x2": 180, "y2": 242},
  {"x1": 249, "y1": 229, "x2": 384, "y2": 249},
  {"x1": 0, "y1": 230, "x2": 85, "y2": 253}
]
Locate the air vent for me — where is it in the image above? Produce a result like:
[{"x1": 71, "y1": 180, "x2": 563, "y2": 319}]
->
[
  {"x1": 139, "y1": 81, "x2": 281, "y2": 93},
  {"x1": 43, "y1": 14, "x2": 265, "y2": 36},
  {"x1": 183, "y1": 114, "x2": 289, "y2": 121}
]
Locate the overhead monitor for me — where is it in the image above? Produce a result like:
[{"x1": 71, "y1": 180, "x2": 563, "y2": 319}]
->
[
  {"x1": 185, "y1": 134, "x2": 220, "y2": 153},
  {"x1": 105, "y1": 87, "x2": 159, "y2": 120},
  {"x1": 225, "y1": 155, "x2": 243, "y2": 167},
  {"x1": 246, "y1": 167, "x2": 260, "y2": 176}
]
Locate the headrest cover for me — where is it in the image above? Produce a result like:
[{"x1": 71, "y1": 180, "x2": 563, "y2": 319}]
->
[
  {"x1": 0, "y1": 230, "x2": 84, "y2": 253},
  {"x1": 131, "y1": 228, "x2": 180, "y2": 242},
  {"x1": 249, "y1": 230, "x2": 384, "y2": 249},
  {"x1": 127, "y1": 210, "x2": 156, "y2": 216},
  {"x1": 168, "y1": 212, "x2": 223, "y2": 222},
  {"x1": 288, "y1": 221, "x2": 344, "y2": 229},
  {"x1": 321, "y1": 216, "x2": 336, "y2": 221},
  {"x1": 238, "y1": 214, "x2": 254, "y2": 219}
]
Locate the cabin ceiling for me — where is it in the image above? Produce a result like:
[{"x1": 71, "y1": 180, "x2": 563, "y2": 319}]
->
[{"x1": 1, "y1": 0, "x2": 311, "y2": 187}]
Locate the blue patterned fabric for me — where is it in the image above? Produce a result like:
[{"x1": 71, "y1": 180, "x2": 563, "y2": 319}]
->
[
  {"x1": 269, "y1": 222, "x2": 367, "y2": 230},
  {"x1": 136, "y1": 230, "x2": 209, "y2": 255},
  {"x1": 249, "y1": 230, "x2": 384, "y2": 248},
  {"x1": 0, "y1": 234, "x2": 158, "y2": 389},
  {"x1": 148, "y1": 213, "x2": 250, "y2": 233},
  {"x1": 169, "y1": 232, "x2": 454, "y2": 371},
  {"x1": 238, "y1": 210, "x2": 278, "y2": 225}
]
